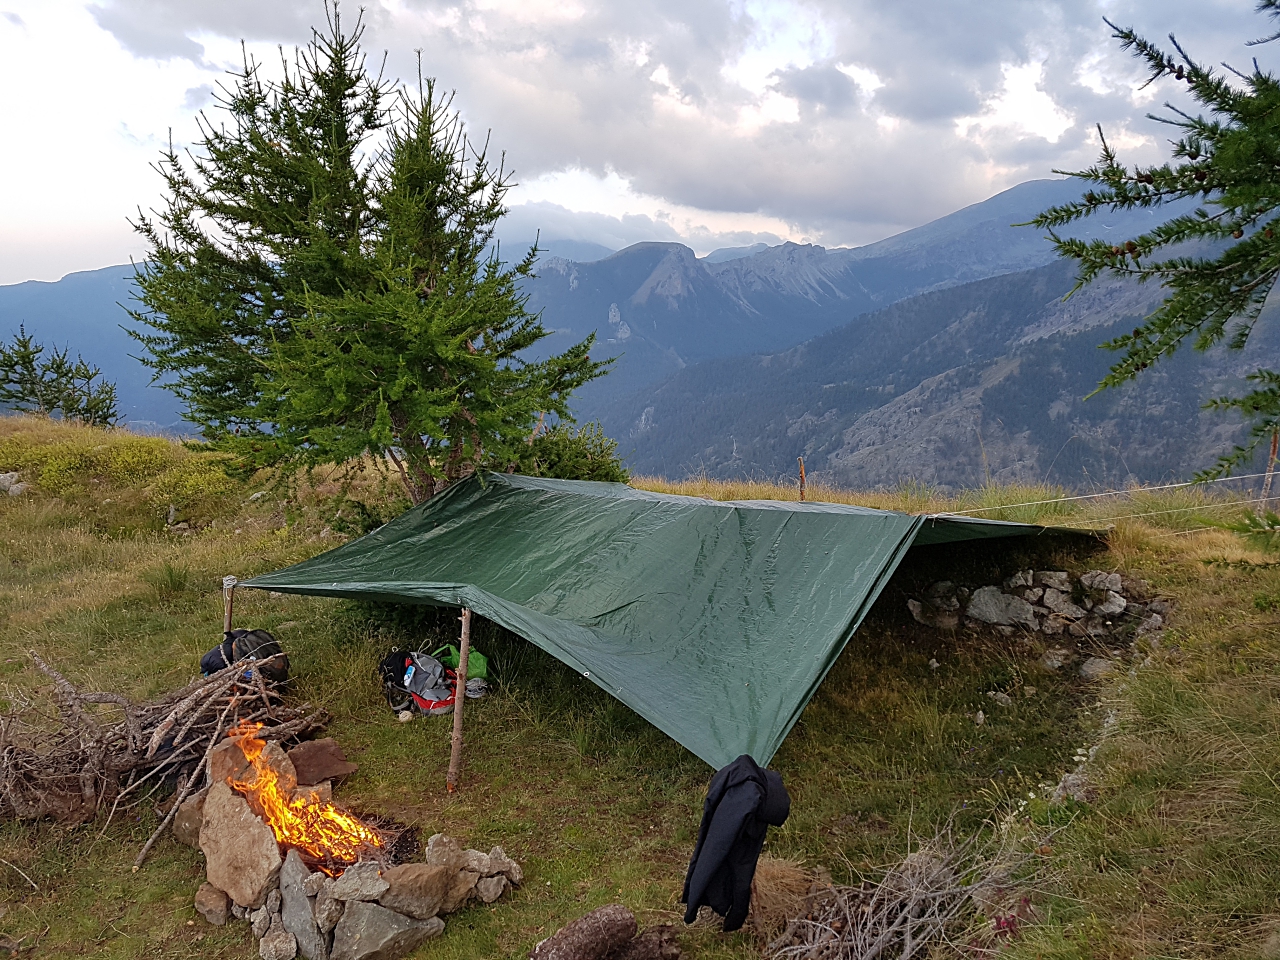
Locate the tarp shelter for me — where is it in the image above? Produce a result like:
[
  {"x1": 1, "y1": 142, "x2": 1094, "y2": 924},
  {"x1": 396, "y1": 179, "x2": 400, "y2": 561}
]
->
[{"x1": 244, "y1": 474, "x2": 1078, "y2": 769}]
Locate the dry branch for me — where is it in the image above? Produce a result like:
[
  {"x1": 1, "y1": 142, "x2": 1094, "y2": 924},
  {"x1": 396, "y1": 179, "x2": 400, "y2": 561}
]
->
[{"x1": 0, "y1": 653, "x2": 328, "y2": 858}]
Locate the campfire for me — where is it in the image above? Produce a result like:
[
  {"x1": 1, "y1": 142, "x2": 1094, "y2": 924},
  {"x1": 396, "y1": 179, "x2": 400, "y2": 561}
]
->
[{"x1": 228, "y1": 721, "x2": 382, "y2": 874}]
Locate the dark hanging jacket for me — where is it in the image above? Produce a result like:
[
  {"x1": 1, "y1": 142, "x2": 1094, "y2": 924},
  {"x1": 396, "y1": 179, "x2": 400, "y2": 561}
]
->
[{"x1": 681, "y1": 754, "x2": 791, "y2": 932}]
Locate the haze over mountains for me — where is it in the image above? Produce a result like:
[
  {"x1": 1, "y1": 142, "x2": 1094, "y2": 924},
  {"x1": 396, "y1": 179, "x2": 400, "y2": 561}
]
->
[{"x1": 2, "y1": 178, "x2": 1266, "y2": 488}]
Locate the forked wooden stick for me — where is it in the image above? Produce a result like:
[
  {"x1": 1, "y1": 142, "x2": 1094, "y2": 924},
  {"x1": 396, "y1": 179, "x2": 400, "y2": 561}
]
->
[{"x1": 446, "y1": 608, "x2": 472, "y2": 793}]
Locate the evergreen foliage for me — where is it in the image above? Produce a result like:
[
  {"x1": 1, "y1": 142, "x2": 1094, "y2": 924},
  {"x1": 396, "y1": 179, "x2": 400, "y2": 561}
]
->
[
  {"x1": 128, "y1": 9, "x2": 607, "y2": 501},
  {"x1": 1030, "y1": 1, "x2": 1280, "y2": 475},
  {"x1": 0, "y1": 326, "x2": 119, "y2": 426},
  {"x1": 514, "y1": 421, "x2": 630, "y2": 483}
]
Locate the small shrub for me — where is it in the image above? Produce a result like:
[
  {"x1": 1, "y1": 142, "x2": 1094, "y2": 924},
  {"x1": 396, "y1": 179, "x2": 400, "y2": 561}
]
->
[{"x1": 513, "y1": 421, "x2": 629, "y2": 483}]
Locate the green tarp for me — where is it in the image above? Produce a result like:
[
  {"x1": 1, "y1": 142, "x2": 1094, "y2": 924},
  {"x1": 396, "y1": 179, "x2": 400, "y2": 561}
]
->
[{"x1": 244, "y1": 474, "x2": 1070, "y2": 769}]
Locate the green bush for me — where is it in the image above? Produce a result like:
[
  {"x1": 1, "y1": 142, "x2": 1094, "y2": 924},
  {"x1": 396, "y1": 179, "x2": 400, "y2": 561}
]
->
[{"x1": 512, "y1": 422, "x2": 629, "y2": 483}]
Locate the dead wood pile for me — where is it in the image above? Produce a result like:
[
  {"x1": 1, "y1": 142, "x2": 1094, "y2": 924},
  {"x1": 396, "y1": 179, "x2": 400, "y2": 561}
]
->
[
  {"x1": 0, "y1": 651, "x2": 326, "y2": 855},
  {"x1": 765, "y1": 829, "x2": 1043, "y2": 960}
]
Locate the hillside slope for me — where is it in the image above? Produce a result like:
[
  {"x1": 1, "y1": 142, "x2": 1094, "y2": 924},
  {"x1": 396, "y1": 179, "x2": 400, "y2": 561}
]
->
[{"x1": 601, "y1": 261, "x2": 1279, "y2": 488}]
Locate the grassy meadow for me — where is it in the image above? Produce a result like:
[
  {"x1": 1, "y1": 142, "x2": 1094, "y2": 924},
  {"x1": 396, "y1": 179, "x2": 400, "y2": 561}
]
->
[{"x1": 1, "y1": 414, "x2": 1279, "y2": 958}]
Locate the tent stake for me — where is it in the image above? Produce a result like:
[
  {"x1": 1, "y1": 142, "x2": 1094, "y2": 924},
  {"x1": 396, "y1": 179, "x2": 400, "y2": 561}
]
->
[
  {"x1": 797, "y1": 457, "x2": 806, "y2": 502},
  {"x1": 447, "y1": 607, "x2": 472, "y2": 793},
  {"x1": 222, "y1": 576, "x2": 238, "y2": 633}
]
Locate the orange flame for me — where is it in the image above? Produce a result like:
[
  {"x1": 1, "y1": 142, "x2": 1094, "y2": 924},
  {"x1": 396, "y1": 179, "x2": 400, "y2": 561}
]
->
[{"x1": 227, "y1": 721, "x2": 382, "y2": 872}]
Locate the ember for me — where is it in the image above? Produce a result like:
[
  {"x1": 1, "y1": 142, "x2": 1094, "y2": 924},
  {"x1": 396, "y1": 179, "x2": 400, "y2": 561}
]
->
[{"x1": 228, "y1": 721, "x2": 382, "y2": 872}]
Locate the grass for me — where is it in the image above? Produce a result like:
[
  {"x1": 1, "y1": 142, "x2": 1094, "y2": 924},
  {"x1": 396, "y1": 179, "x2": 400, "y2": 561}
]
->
[{"x1": 0, "y1": 414, "x2": 1279, "y2": 957}]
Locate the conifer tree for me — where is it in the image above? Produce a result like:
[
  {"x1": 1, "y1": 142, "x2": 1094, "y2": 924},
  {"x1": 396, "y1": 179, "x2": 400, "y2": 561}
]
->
[
  {"x1": 129, "y1": 9, "x2": 606, "y2": 500},
  {"x1": 1031, "y1": 1, "x2": 1280, "y2": 475},
  {"x1": 0, "y1": 326, "x2": 119, "y2": 426}
]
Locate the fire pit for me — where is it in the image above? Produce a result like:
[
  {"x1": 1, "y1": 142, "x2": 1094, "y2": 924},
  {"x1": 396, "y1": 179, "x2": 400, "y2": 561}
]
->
[
  {"x1": 185, "y1": 725, "x2": 522, "y2": 960},
  {"x1": 229, "y1": 721, "x2": 385, "y2": 875}
]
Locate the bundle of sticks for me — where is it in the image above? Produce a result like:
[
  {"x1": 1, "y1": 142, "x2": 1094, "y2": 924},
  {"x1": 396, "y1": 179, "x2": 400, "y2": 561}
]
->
[
  {"x1": 0, "y1": 651, "x2": 327, "y2": 865},
  {"x1": 765, "y1": 829, "x2": 1043, "y2": 960}
]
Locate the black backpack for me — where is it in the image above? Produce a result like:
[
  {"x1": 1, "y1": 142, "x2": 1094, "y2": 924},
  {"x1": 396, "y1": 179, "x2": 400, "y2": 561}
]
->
[{"x1": 200, "y1": 628, "x2": 290, "y2": 684}]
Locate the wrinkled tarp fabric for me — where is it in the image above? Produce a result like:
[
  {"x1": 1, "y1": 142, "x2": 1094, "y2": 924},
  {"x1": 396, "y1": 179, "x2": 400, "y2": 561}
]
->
[{"x1": 244, "y1": 474, "x2": 1056, "y2": 768}]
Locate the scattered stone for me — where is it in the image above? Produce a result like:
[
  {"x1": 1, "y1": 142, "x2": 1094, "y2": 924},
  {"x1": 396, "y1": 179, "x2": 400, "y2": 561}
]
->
[
  {"x1": 1079, "y1": 658, "x2": 1114, "y2": 681},
  {"x1": 1003, "y1": 570, "x2": 1033, "y2": 590},
  {"x1": 1040, "y1": 647, "x2": 1070, "y2": 671},
  {"x1": 475, "y1": 875, "x2": 507, "y2": 903},
  {"x1": 330, "y1": 900, "x2": 444, "y2": 960},
  {"x1": 530, "y1": 904, "x2": 638, "y2": 960},
  {"x1": 907, "y1": 598, "x2": 959, "y2": 630},
  {"x1": 200, "y1": 782, "x2": 283, "y2": 908},
  {"x1": 280, "y1": 849, "x2": 329, "y2": 960},
  {"x1": 1023, "y1": 686, "x2": 1037, "y2": 696},
  {"x1": 461, "y1": 849, "x2": 492, "y2": 876},
  {"x1": 1149, "y1": 599, "x2": 1174, "y2": 617},
  {"x1": 1051, "y1": 771, "x2": 1095, "y2": 804},
  {"x1": 1041, "y1": 616, "x2": 1066, "y2": 637},
  {"x1": 287, "y1": 738, "x2": 359, "y2": 786},
  {"x1": 173, "y1": 786, "x2": 209, "y2": 847},
  {"x1": 0, "y1": 472, "x2": 18, "y2": 492},
  {"x1": 966, "y1": 586, "x2": 1038, "y2": 629},
  {"x1": 1121, "y1": 577, "x2": 1152, "y2": 600},
  {"x1": 252, "y1": 904, "x2": 274, "y2": 939},
  {"x1": 424, "y1": 834, "x2": 465, "y2": 872},
  {"x1": 1080, "y1": 570, "x2": 1123, "y2": 593},
  {"x1": 1094, "y1": 591, "x2": 1127, "y2": 617},
  {"x1": 973, "y1": 710, "x2": 985, "y2": 726},
  {"x1": 1021, "y1": 587, "x2": 1044, "y2": 603},
  {"x1": 378, "y1": 863, "x2": 452, "y2": 921},
  {"x1": 303, "y1": 872, "x2": 328, "y2": 899},
  {"x1": 232, "y1": 903, "x2": 250, "y2": 922},
  {"x1": 259, "y1": 914, "x2": 299, "y2": 960},
  {"x1": 1042, "y1": 589, "x2": 1087, "y2": 620},
  {"x1": 314, "y1": 887, "x2": 346, "y2": 935},
  {"x1": 928, "y1": 658, "x2": 940, "y2": 670},
  {"x1": 1136, "y1": 613, "x2": 1164, "y2": 636},
  {"x1": 1034, "y1": 571, "x2": 1071, "y2": 591},
  {"x1": 488, "y1": 846, "x2": 523, "y2": 885},
  {"x1": 986, "y1": 691, "x2": 1013, "y2": 707},
  {"x1": 195, "y1": 882, "x2": 230, "y2": 926},
  {"x1": 440, "y1": 869, "x2": 480, "y2": 914},
  {"x1": 331, "y1": 862, "x2": 389, "y2": 902},
  {"x1": 7, "y1": 482, "x2": 30, "y2": 496}
]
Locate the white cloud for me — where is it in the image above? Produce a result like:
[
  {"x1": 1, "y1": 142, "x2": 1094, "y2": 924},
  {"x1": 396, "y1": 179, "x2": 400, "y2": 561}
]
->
[{"x1": 0, "y1": 0, "x2": 1271, "y2": 282}]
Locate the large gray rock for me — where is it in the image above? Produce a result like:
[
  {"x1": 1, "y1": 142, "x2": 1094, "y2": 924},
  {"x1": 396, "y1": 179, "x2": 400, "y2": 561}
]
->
[
  {"x1": 260, "y1": 914, "x2": 299, "y2": 960},
  {"x1": 199, "y1": 782, "x2": 283, "y2": 908},
  {"x1": 0, "y1": 472, "x2": 18, "y2": 492},
  {"x1": 461, "y1": 849, "x2": 492, "y2": 876},
  {"x1": 1079, "y1": 657, "x2": 1114, "y2": 680},
  {"x1": 331, "y1": 862, "x2": 389, "y2": 902},
  {"x1": 330, "y1": 900, "x2": 444, "y2": 960},
  {"x1": 280, "y1": 849, "x2": 329, "y2": 960},
  {"x1": 377, "y1": 863, "x2": 451, "y2": 920},
  {"x1": 966, "y1": 586, "x2": 1037, "y2": 629}
]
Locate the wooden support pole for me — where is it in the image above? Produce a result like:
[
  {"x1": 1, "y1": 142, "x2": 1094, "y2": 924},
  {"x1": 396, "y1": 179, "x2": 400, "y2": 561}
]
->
[
  {"x1": 1264, "y1": 430, "x2": 1280, "y2": 514},
  {"x1": 797, "y1": 457, "x2": 806, "y2": 502},
  {"x1": 447, "y1": 608, "x2": 472, "y2": 793},
  {"x1": 222, "y1": 576, "x2": 238, "y2": 633}
]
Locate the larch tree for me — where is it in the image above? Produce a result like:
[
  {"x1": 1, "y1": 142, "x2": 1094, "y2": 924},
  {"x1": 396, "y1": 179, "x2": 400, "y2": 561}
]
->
[
  {"x1": 1030, "y1": 0, "x2": 1280, "y2": 476},
  {"x1": 129, "y1": 9, "x2": 607, "y2": 501}
]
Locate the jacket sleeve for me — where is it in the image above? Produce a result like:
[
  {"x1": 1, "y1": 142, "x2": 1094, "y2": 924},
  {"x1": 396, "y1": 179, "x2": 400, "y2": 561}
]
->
[{"x1": 682, "y1": 779, "x2": 763, "y2": 924}]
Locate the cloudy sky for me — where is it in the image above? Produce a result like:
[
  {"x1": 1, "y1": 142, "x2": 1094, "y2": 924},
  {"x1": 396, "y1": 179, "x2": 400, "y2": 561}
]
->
[{"x1": 0, "y1": 0, "x2": 1270, "y2": 283}]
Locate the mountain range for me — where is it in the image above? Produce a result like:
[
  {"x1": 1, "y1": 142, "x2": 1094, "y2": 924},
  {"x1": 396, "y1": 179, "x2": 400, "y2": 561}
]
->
[{"x1": 3, "y1": 178, "x2": 1264, "y2": 488}]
